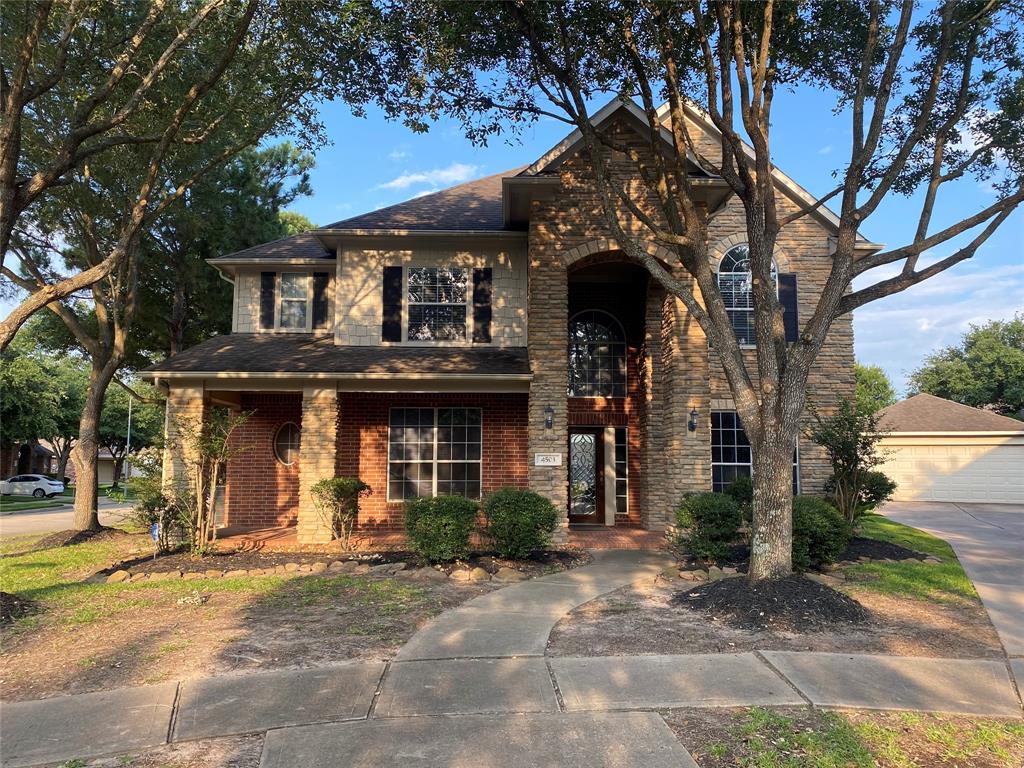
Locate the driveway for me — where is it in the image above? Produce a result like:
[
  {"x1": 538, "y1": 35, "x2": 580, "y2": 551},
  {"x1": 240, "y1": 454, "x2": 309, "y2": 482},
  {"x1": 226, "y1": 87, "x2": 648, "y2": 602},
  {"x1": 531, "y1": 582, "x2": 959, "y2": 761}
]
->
[
  {"x1": 0, "y1": 498, "x2": 132, "y2": 536},
  {"x1": 883, "y1": 501, "x2": 1024, "y2": 657}
]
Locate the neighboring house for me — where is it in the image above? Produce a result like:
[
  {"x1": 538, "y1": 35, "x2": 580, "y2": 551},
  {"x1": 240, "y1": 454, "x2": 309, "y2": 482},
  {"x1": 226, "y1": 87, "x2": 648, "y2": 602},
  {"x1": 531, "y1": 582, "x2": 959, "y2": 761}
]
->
[
  {"x1": 877, "y1": 393, "x2": 1024, "y2": 505},
  {"x1": 62, "y1": 447, "x2": 120, "y2": 486},
  {"x1": 145, "y1": 98, "x2": 874, "y2": 545},
  {"x1": 1, "y1": 441, "x2": 55, "y2": 478}
]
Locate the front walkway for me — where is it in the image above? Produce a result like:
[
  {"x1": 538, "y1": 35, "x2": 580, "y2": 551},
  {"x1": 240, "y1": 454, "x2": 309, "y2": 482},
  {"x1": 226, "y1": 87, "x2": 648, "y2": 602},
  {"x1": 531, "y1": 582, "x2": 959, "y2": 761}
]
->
[
  {"x1": 883, "y1": 501, "x2": 1024, "y2": 656},
  {"x1": 3, "y1": 551, "x2": 1023, "y2": 768}
]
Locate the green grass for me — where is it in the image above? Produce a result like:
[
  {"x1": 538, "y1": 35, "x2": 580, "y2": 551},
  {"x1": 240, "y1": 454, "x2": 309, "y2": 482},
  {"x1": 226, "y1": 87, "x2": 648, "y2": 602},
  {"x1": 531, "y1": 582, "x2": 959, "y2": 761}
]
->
[
  {"x1": 732, "y1": 708, "x2": 874, "y2": 768},
  {"x1": 59, "y1": 484, "x2": 114, "y2": 498},
  {"x1": 0, "y1": 496, "x2": 68, "y2": 512},
  {"x1": 845, "y1": 514, "x2": 978, "y2": 604},
  {"x1": 852, "y1": 712, "x2": 1024, "y2": 768}
]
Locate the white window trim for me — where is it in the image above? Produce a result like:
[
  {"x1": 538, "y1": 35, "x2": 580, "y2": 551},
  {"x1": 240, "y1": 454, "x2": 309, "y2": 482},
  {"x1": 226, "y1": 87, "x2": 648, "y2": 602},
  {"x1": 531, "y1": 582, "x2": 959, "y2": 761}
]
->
[
  {"x1": 716, "y1": 245, "x2": 779, "y2": 350},
  {"x1": 271, "y1": 271, "x2": 315, "y2": 333},
  {"x1": 386, "y1": 407, "x2": 483, "y2": 501},
  {"x1": 710, "y1": 410, "x2": 800, "y2": 493},
  {"x1": 402, "y1": 266, "x2": 473, "y2": 344}
]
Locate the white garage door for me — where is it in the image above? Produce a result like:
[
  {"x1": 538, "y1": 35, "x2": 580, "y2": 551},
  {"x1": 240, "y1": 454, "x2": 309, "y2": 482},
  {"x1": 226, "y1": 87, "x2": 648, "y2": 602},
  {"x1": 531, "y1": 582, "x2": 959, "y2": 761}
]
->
[{"x1": 878, "y1": 434, "x2": 1024, "y2": 504}]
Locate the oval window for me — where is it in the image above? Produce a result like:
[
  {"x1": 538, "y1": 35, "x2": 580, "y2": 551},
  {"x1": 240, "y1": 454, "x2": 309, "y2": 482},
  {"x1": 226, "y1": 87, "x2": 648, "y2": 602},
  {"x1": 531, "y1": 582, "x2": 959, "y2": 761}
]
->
[{"x1": 273, "y1": 422, "x2": 301, "y2": 465}]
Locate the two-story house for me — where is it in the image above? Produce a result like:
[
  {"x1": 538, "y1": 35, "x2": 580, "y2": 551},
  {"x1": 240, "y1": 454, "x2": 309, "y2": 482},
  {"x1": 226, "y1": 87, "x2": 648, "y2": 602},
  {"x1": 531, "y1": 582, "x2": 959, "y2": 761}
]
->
[{"x1": 146, "y1": 98, "x2": 875, "y2": 545}]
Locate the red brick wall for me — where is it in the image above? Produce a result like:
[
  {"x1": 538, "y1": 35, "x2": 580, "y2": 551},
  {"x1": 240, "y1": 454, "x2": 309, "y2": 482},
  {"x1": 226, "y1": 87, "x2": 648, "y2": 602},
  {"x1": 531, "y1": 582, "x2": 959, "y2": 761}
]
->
[
  {"x1": 224, "y1": 393, "x2": 302, "y2": 528},
  {"x1": 337, "y1": 392, "x2": 529, "y2": 532}
]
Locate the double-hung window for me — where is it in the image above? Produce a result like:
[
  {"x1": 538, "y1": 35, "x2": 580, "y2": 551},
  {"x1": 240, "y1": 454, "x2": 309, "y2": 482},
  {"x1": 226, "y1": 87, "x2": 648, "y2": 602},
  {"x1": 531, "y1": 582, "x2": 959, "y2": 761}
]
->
[
  {"x1": 279, "y1": 273, "x2": 309, "y2": 330},
  {"x1": 388, "y1": 407, "x2": 482, "y2": 500},
  {"x1": 711, "y1": 411, "x2": 799, "y2": 494},
  {"x1": 407, "y1": 267, "x2": 468, "y2": 340},
  {"x1": 717, "y1": 245, "x2": 777, "y2": 346}
]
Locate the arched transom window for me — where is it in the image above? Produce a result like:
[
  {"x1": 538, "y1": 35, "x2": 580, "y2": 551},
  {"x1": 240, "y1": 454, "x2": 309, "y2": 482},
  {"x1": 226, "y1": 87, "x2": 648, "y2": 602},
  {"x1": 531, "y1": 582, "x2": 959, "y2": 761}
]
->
[
  {"x1": 568, "y1": 310, "x2": 627, "y2": 398},
  {"x1": 717, "y1": 244, "x2": 777, "y2": 346}
]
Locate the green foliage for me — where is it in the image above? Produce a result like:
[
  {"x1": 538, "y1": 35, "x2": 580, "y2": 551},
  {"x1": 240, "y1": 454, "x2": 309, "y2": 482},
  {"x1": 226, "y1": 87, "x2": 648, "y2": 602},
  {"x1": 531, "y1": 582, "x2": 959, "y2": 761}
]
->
[
  {"x1": 807, "y1": 399, "x2": 892, "y2": 524},
  {"x1": 404, "y1": 495, "x2": 479, "y2": 563},
  {"x1": 724, "y1": 475, "x2": 754, "y2": 526},
  {"x1": 855, "y1": 362, "x2": 897, "y2": 414},
  {"x1": 482, "y1": 487, "x2": 559, "y2": 559},
  {"x1": 730, "y1": 707, "x2": 874, "y2": 768},
  {"x1": 909, "y1": 314, "x2": 1024, "y2": 418},
  {"x1": 0, "y1": 335, "x2": 57, "y2": 443},
  {"x1": 99, "y1": 381, "x2": 165, "y2": 486},
  {"x1": 278, "y1": 210, "x2": 317, "y2": 235},
  {"x1": 310, "y1": 477, "x2": 371, "y2": 550},
  {"x1": 674, "y1": 492, "x2": 742, "y2": 561},
  {"x1": 791, "y1": 496, "x2": 850, "y2": 572}
]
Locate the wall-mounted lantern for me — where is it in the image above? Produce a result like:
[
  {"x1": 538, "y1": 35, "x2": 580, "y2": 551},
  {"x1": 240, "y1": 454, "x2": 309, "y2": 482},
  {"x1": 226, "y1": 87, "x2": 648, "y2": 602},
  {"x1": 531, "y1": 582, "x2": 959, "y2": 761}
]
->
[
  {"x1": 688, "y1": 408, "x2": 699, "y2": 432},
  {"x1": 544, "y1": 406, "x2": 555, "y2": 430}
]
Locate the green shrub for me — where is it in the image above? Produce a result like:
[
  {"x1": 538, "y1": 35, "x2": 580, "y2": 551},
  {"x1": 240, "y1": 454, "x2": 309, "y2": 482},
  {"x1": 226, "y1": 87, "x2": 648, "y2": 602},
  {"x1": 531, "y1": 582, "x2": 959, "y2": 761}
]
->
[
  {"x1": 792, "y1": 496, "x2": 851, "y2": 572},
  {"x1": 404, "y1": 495, "x2": 479, "y2": 563},
  {"x1": 482, "y1": 488, "x2": 559, "y2": 559},
  {"x1": 311, "y1": 477, "x2": 371, "y2": 549},
  {"x1": 674, "y1": 492, "x2": 742, "y2": 561},
  {"x1": 857, "y1": 470, "x2": 897, "y2": 510},
  {"x1": 724, "y1": 475, "x2": 754, "y2": 526}
]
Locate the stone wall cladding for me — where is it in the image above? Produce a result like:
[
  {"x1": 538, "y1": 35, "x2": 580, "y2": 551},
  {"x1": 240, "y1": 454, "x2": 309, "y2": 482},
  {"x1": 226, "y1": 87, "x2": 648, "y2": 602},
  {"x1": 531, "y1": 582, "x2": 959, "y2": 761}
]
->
[
  {"x1": 233, "y1": 268, "x2": 336, "y2": 334},
  {"x1": 335, "y1": 240, "x2": 527, "y2": 346},
  {"x1": 296, "y1": 387, "x2": 340, "y2": 544},
  {"x1": 162, "y1": 385, "x2": 207, "y2": 489},
  {"x1": 224, "y1": 393, "x2": 302, "y2": 529},
  {"x1": 336, "y1": 392, "x2": 529, "y2": 532}
]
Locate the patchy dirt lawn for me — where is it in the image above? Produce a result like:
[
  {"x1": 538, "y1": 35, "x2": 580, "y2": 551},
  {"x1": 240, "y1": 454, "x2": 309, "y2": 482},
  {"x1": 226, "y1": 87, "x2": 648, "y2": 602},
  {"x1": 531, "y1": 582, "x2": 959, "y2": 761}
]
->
[
  {"x1": 1, "y1": 530, "x2": 575, "y2": 702},
  {"x1": 546, "y1": 575, "x2": 1002, "y2": 658},
  {"x1": 668, "y1": 707, "x2": 1024, "y2": 768}
]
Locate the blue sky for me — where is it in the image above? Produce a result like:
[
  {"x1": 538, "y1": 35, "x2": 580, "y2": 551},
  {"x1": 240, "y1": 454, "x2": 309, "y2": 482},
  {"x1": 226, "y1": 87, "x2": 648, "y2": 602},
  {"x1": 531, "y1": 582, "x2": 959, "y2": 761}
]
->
[{"x1": 287, "y1": 89, "x2": 1023, "y2": 394}]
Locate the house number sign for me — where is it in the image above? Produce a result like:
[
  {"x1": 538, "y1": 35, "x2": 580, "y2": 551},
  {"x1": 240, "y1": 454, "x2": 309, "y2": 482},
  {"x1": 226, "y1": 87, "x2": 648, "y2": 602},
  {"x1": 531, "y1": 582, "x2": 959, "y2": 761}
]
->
[{"x1": 534, "y1": 453, "x2": 563, "y2": 466}]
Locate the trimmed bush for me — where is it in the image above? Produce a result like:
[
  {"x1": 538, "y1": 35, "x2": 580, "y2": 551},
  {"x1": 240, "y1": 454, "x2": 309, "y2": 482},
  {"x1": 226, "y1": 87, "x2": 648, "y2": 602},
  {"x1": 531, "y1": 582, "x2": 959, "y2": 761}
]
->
[
  {"x1": 310, "y1": 477, "x2": 371, "y2": 549},
  {"x1": 483, "y1": 488, "x2": 559, "y2": 559},
  {"x1": 674, "y1": 492, "x2": 742, "y2": 561},
  {"x1": 724, "y1": 475, "x2": 754, "y2": 526},
  {"x1": 857, "y1": 470, "x2": 897, "y2": 511},
  {"x1": 792, "y1": 495, "x2": 851, "y2": 572},
  {"x1": 404, "y1": 495, "x2": 479, "y2": 563}
]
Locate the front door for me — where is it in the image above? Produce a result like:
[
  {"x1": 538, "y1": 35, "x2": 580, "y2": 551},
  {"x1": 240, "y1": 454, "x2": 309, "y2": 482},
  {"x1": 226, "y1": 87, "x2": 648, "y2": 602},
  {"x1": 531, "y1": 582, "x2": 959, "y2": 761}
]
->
[{"x1": 568, "y1": 427, "x2": 605, "y2": 525}]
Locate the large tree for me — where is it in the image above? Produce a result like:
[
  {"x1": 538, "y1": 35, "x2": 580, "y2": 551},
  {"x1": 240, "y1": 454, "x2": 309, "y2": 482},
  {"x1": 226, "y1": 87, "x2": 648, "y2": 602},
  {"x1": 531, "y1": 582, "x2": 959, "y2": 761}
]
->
[
  {"x1": 855, "y1": 362, "x2": 897, "y2": 414},
  {"x1": 909, "y1": 314, "x2": 1024, "y2": 417},
  {"x1": 395, "y1": 0, "x2": 1024, "y2": 579}
]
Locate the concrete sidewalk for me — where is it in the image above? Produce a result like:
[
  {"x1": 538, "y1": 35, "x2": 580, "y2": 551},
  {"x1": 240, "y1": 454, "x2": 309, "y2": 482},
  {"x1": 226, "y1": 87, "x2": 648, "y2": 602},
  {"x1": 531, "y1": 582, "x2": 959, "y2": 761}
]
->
[{"x1": 3, "y1": 549, "x2": 1023, "y2": 767}]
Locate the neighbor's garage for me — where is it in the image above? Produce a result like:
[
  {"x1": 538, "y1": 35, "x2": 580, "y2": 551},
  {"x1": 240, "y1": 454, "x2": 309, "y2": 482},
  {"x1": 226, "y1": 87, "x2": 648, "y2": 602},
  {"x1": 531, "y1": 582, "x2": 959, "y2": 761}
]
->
[{"x1": 876, "y1": 393, "x2": 1024, "y2": 505}]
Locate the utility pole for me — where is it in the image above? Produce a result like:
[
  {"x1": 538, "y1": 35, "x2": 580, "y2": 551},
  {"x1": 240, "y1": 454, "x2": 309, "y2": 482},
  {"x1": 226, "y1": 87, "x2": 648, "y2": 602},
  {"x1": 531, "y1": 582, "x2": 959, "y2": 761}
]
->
[{"x1": 124, "y1": 395, "x2": 133, "y2": 481}]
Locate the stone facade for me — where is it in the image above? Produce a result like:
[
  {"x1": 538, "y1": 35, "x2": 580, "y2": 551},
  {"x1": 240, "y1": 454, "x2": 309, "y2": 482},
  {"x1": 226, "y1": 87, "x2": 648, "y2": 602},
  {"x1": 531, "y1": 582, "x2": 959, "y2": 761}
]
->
[{"x1": 233, "y1": 268, "x2": 336, "y2": 334}]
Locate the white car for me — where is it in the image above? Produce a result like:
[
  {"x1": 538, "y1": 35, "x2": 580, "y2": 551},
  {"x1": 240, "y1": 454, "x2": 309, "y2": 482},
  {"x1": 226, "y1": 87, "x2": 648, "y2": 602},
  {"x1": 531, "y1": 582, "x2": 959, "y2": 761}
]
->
[{"x1": 0, "y1": 474, "x2": 65, "y2": 498}]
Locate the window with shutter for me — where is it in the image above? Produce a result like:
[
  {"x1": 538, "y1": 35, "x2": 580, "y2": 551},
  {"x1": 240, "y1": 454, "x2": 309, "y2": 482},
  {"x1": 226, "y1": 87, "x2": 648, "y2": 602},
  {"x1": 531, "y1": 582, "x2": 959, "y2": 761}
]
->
[
  {"x1": 472, "y1": 267, "x2": 492, "y2": 343},
  {"x1": 259, "y1": 272, "x2": 275, "y2": 330},
  {"x1": 312, "y1": 272, "x2": 330, "y2": 330},
  {"x1": 381, "y1": 266, "x2": 403, "y2": 342}
]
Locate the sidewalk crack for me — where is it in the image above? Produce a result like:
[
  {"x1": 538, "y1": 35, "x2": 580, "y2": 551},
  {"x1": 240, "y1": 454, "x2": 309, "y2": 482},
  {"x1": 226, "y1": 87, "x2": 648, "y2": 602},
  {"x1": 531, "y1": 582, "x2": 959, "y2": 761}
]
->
[{"x1": 754, "y1": 651, "x2": 813, "y2": 707}]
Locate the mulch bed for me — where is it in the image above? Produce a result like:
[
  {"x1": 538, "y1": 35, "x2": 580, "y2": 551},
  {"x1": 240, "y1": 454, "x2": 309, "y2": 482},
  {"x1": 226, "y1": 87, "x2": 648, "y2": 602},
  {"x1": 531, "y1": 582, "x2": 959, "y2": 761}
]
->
[
  {"x1": 0, "y1": 592, "x2": 36, "y2": 625},
  {"x1": 840, "y1": 536, "x2": 924, "y2": 562},
  {"x1": 672, "y1": 574, "x2": 870, "y2": 632}
]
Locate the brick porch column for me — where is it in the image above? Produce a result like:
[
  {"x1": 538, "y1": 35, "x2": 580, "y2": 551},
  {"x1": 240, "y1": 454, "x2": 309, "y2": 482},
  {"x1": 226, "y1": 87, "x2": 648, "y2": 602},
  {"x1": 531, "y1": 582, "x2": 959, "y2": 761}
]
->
[
  {"x1": 162, "y1": 384, "x2": 207, "y2": 491},
  {"x1": 527, "y1": 226, "x2": 570, "y2": 543},
  {"x1": 296, "y1": 386, "x2": 339, "y2": 544}
]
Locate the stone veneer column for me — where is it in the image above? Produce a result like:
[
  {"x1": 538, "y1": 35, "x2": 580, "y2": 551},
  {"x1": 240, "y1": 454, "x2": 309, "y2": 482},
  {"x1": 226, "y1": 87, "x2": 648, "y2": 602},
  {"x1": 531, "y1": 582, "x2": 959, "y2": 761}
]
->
[
  {"x1": 526, "y1": 224, "x2": 570, "y2": 543},
  {"x1": 296, "y1": 386, "x2": 339, "y2": 544},
  {"x1": 162, "y1": 384, "x2": 207, "y2": 491}
]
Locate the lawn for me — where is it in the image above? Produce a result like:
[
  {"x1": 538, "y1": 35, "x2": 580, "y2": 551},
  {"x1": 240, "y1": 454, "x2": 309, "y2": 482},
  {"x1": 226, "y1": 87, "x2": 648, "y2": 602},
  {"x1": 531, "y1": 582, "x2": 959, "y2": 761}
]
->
[
  {"x1": 671, "y1": 707, "x2": 1024, "y2": 768},
  {"x1": 843, "y1": 513, "x2": 979, "y2": 605},
  {"x1": 0, "y1": 529, "x2": 488, "y2": 701},
  {"x1": 0, "y1": 496, "x2": 68, "y2": 513}
]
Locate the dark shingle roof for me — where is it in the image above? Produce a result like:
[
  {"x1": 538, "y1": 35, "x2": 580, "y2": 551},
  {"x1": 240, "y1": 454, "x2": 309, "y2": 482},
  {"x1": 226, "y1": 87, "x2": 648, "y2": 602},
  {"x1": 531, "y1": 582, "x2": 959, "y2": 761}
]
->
[
  {"x1": 143, "y1": 334, "x2": 530, "y2": 377},
  {"x1": 878, "y1": 393, "x2": 1024, "y2": 433},
  {"x1": 322, "y1": 168, "x2": 526, "y2": 232},
  {"x1": 208, "y1": 231, "x2": 332, "y2": 262}
]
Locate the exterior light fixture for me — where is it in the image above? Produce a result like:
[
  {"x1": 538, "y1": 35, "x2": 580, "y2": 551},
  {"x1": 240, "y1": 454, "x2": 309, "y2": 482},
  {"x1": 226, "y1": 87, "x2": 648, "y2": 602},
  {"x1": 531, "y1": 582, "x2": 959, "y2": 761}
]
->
[
  {"x1": 544, "y1": 406, "x2": 555, "y2": 430},
  {"x1": 688, "y1": 408, "x2": 699, "y2": 432}
]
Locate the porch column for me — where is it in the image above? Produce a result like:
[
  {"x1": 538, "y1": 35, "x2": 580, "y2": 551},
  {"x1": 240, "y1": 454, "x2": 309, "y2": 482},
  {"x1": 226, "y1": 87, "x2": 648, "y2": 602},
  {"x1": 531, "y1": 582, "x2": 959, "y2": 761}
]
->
[
  {"x1": 162, "y1": 384, "x2": 207, "y2": 491},
  {"x1": 527, "y1": 228, "x2": 570, "y2": 543},
  {"x1": 296, "y1": 386, "x2": 339, "y2": 545}
]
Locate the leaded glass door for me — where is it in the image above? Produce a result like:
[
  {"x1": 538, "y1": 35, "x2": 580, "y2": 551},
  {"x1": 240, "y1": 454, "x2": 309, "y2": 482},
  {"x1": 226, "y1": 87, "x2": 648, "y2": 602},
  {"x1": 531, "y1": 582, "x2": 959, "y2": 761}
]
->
[{"x1": 568, "y1": 428, "x2": 604, "y2": 524}]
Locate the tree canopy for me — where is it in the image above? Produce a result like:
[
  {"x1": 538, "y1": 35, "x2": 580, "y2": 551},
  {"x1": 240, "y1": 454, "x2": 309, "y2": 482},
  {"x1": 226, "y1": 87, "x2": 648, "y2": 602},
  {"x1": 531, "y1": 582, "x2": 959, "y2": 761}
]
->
[
  {"x1": 909, "y1": 314, "x2": 1024, "y2": 417},
  {"x1": 855, "y1": 362, "x2": 898, "y2": 414}
]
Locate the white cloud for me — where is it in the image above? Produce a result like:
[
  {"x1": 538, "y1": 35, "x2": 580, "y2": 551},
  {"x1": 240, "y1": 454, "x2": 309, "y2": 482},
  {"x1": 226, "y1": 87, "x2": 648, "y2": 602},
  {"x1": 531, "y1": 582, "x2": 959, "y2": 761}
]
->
[
  {"x1": 853, "y1": 262, "x2": 1024, "y2": 394},
  {"x1": 378, "y1": 162, "x2": 479, "y2": 190},
  {"x1": 388, "y1": 148, "x2": 410, "y2": 161},
  {"x1": 411, "y1": 188, "x2": 439, "y2": 199},
  {"x1": 817, "y1": 145, "x2": 833, "y2": 155}
]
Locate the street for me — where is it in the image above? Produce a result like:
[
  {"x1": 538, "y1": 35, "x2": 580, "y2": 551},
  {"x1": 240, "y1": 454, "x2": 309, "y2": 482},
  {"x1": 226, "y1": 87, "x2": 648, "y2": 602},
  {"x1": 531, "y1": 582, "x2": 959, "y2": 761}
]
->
[{"x1": 0, "y1": 497, "x2": 134, "y2": 536}]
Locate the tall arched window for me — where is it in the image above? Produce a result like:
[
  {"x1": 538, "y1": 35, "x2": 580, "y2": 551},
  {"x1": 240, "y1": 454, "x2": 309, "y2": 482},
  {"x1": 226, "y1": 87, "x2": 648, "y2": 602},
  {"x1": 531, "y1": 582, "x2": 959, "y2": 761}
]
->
[
  {"x1": 568, "y1": 310, "x2": 627, "y2": 397},
  {"x1": 717, "y1": 244, "x2": 777, "y2": 346}
]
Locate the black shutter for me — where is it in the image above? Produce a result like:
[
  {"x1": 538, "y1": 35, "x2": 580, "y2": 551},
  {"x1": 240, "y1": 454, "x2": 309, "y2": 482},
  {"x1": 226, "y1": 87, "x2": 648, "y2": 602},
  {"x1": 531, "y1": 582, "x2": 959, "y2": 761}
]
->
[
  {"x1": 381, "y1": 266, "x2": 403, "y2": 342},
  {"x1": 259, "y1": 272, "x2": 275, "y2": 330},
  {"x1": 472, "y1": 267, "x2": 492, "y2": 343},
  {"x1": 779, "y1": 273, "x2": 799, "y2": 343},
  {"x1": 312, "y1": 272, "x2": 330, "y2": 330}
]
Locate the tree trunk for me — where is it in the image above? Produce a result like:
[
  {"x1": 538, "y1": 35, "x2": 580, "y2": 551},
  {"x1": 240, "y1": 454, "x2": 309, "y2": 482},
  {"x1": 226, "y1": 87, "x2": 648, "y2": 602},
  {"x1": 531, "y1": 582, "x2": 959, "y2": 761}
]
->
[
  {"x1": 71, "y1": 356, "x2": 119, "y2": 531},
  {"x1": 55, "y1": 441, "x2": 73, "y2": 482},
  {"x1": 111, "y1": 455, "x2": 125, "y2": 488},
  {"x1": 747, "y1": 421, "x2": 798, "y2": 581}
]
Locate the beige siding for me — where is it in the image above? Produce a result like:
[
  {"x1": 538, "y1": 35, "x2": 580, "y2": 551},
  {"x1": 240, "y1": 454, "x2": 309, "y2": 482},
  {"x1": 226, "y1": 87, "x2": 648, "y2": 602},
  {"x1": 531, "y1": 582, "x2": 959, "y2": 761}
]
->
[
  {"x1": 233, "y1": 268, "x2": 335, "y2": 334},
  {"x1": 335, "y1": 241, "x2": 528, "y2": 347}
]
